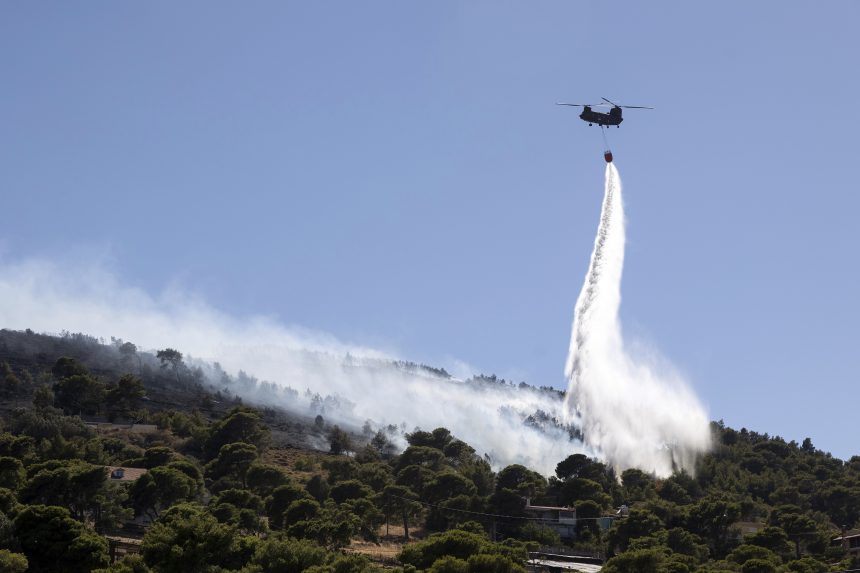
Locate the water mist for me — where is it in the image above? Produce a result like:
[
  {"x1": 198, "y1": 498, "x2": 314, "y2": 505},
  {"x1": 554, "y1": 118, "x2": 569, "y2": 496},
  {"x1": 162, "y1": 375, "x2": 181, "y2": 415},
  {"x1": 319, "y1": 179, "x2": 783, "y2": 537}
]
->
[{"x1": 564, "y1": 163, "x2": 711, "y2": 477}]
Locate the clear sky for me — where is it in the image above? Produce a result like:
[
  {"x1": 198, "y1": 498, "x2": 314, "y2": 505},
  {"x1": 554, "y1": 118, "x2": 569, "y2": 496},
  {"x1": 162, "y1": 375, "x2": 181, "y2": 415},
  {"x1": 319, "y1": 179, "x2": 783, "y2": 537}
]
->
[{"x1": 2, "y1": 2, "x2": 859, "y2": 459}]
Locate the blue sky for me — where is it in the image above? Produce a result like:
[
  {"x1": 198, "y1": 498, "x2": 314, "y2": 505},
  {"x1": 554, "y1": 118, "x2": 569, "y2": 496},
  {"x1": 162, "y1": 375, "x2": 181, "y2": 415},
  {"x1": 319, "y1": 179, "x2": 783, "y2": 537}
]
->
[{"x1": 2, "y1": 2, "x2": 859, "y2": 458}]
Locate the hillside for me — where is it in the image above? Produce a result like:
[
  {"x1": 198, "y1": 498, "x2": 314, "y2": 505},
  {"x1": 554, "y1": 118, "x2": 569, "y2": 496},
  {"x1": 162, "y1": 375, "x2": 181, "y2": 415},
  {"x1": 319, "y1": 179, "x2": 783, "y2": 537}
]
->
[{"x1": 0, "y1": 328, "x2": 858, "y2": 573}]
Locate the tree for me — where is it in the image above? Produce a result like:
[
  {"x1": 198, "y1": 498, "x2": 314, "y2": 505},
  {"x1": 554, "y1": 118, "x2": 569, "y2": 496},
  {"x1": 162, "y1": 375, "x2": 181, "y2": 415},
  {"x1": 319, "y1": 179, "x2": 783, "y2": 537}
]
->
[
  {"x1": 495, "y1": 465, "x2": 546, "y2": 499},
  {"x1": 621, "y1": 469, "x2": 655, "y2": 501},
  {"x1": 105, "y1": 374, "x2": 145, "y2": 418},
  {"x1": 0, "y1": 457, "x2": 25, "y2": 491},
  {"x1": 0, "y1": 550, "x2": 27, "y2": 573},
  {"x1": 560, "y1": 478, "x2": 610, "y2": 508},
  {"x1": 328, "y1": 425, "x2": 353, "y2": 455},
  {"x1": 53, "y1": 374, "x2": 105, "y2": 415},
  {"x1": 246, "y1": 536, "x2": 327, "y2": 573},
  {"x1": 21, "y1": 460, "x2": 108, "y2": 522},
  {"x1": 381, "y1": 484, "x2": 421, "y2": 540},
  {"x1": 520, "y1": 522, "x2": 561, "y2": 546},
  {"x1": 770, "y1": 505, "x2": 818, "y2": 559},
  {"x1": 118, "y1": 342, "x2": 139, "y2": 370},
  {"x1": 92, "y1": 554, "x2": 151, "y2": 573},
  {"x1": 728, "y1": 544, "x2": 781, "y2": 568},
  {"x1": 601, "y1": 548, "x2": 666, "y2": 573},
  {"x1": 266, "y1": 484, "x2": 312, "y2": 530},
  {"x1": 357, "y1": 462, "x2": 393, "y2": 492},
  {"x1": 204, "y1": 408, "x2": 269, "y2": 460},
  {"x1": 686, "y1": 497, "x2": 741, "y2": 556},
  {"x1": 246, "y1": 463, "x2": 289, "y2": 497},
  {"x1": 129, "y1": 467, "x2": 197, "y2": 520},
  {"x1": 305, "y1": 474, "x2": 331, "y2": 503},
  {"x1": 14, "y1": 504, "x2": 109, "y2": 572},
  {"x1": 156, "y1": 348, "x2": 184, "y2": 383},
  {"x1": 608, "y1": 508, "x2": 665, "y2": 553},
  {"x1": 746, "y1": 526, "x2": 793, "y2": 560},
  {"x1": 397, "y1": 447, "x2": 446, "y2": 472},
  {"x1": 406, "y1": 427, "x2": 453, "y2": 450},
  {"x1": 467, "y1": 553, "x2": 526, "y2": 573},
  {"x1": 141, "y1": 503, "x2": 241, "y2": 573},
  {"x1": 424, "y1": 471, "x2": 478, "y2": 503},
  {"x1": 205, "y1": 442, "x2": 258, "y2": 488},
  {"x1": 51, "y1": 357, "x2": 89, "y2": 380},
  {"x1": 429, "y1": 556, "x2": 470, "y2": 573},
  {"x1": 1, "y1": 362, "x2": 22, "y2": 398},
  {"x1": 330, "y1": 480, "x2": 374, "y2": 504}
]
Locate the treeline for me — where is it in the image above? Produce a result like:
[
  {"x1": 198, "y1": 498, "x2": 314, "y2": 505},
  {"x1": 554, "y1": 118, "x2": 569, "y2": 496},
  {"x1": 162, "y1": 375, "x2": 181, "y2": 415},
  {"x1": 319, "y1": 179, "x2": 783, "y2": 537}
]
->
[{"x1": 0, "y1": 331, "x2": 859, "y2": 573}]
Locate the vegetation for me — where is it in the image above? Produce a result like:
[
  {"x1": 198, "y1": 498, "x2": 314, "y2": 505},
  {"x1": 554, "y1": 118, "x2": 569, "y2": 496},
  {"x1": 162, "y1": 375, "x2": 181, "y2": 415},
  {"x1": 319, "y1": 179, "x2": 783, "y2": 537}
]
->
[{"x1": 0, "y1": 328, "x2": 858, "y2": 573}]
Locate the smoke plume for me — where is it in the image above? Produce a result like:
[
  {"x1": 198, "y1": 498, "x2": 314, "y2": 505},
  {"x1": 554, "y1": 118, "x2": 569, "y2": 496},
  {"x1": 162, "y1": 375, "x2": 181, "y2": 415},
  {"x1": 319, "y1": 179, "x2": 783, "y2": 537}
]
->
[
  {"x1": 564, "y1": 163, "x2": 711, "y2": 476},
  {"x1": 0, "y1": 257, "x2": 582, "y2": 475}
]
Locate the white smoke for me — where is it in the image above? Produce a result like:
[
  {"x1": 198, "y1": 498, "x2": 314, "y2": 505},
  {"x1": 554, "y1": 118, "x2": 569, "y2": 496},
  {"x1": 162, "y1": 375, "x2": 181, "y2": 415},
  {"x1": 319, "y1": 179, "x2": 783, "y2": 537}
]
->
[
  {"x1": 0, "y1": 257, "x2": 584, "y2": 475},
  {"x1": 564, "y1": 164, "x2": 711, "y2": 476}
]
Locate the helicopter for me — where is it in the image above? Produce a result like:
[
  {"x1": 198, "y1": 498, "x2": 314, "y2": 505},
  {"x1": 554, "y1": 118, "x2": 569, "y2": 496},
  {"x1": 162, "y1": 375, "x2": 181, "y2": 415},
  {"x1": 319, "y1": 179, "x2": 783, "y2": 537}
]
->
[
  {"x1": 557, "y1": 97, "x2": 653, "y2": 162},
  {"x1": 556, "y1": 97, "x2": 653, "y2": 128}
]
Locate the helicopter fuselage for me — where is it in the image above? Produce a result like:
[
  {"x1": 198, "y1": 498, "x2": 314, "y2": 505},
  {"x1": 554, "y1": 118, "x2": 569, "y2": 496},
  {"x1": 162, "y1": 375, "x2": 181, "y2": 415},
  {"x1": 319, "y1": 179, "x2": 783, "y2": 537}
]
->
[{"x1": 579, "y1": 106, "x2": 623, "y2": 127}]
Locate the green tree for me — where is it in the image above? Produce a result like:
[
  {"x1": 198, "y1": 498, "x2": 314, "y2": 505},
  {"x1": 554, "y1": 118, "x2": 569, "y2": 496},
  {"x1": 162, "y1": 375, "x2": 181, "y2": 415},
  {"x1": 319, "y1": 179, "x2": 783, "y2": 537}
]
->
[
  {"x1": 205, "y1": 442, "x2": 258, "y2": 488},
  {"x1": 608, "y1": 508, "x2": 665, "y2": 552},
  {"x1": 424, "y1": 471, "x2": 478, "y2": 503},
  {"x1": 560, "y1": 478, "x2": 611, "y2": 508},
  {"x1": 0, "y1": 549, "x2": 27, "y2": 573},
  {"x1": 467, "y1": 553, "x2": 526, "y2": 573},
  {"x1": 746, "y1": 526, "x2": 793, "y2": 560},
  {"x1": 129, "y1": 466, "x2": 197, "y2": 520},
  {"x1": 601, "y1": 548, "x2": 666, "y2": 573},
  {"x1": 53, "y1": 374, "x2": 106, "y2": 415},
  {"x1": 51, "y1": 357, "x2": 89, "y2": 380},
  {"x1": 266, "y1": 483, "x2": 312, "y2": 530},
  {"x1": 327, "y1": 425, "x2": 353, "y2": 455},
  {"x1": 430, "y1": 556, "x2": 470, "y2": 573},
  {"x1": 141, "y1": 503, "x2": 241, "y2": 573},
  {"x1": 14, "y1": 504, "x2": 109, "y2": 572},
  {"x1": 105, "y1": 374, "x2": 145, "y2": 418},
  {"x1": 495, "y1": 465, "x2": 546, "y2": 498},
  {"x1": 21, "y1": 459, "x2": 108, "y2": 522},
  {"x1": 246, "y1": 463, "x2": 289, "y2": 497},
  {"x1": 397, "y1": 447, "x2": 446, "y2": 472},
  {"x1": 330, "y1": 479, "x2": 374, "y2": 504},
  {"x1": 156, "y1": 348, "x2": 184, "y2": 383},
  {"x1": 0, "y1": 457, "x2": 25, "y2": 491},
  {"x1": 381, "y1": 484, "x2": 421, "y2": 540},
  {"x1": 204, "y1": 408, "x2": 269, "y2": 460},
  {"x1": 686, "y1": 497, "x2": 741, "y2": 556},
  {"x1": 769, "y1": 505, "x2": 818, "y2": 559},
  {"x1": 246, "y1": 536, "x2": 327, "y2": 573},
  {"x1": 92, "y1": 554, "x2": 151, "y2": 573}
]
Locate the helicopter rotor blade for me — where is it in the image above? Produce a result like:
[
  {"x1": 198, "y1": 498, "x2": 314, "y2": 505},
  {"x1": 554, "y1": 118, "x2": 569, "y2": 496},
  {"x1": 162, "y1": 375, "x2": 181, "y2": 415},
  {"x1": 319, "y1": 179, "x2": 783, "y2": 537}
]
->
[
  {"x1": 556, "y1": 103, "x2": 598, "y2": 107},
  {"x1": 601, "y1": 97, "x2": 653, "y2": 109}
]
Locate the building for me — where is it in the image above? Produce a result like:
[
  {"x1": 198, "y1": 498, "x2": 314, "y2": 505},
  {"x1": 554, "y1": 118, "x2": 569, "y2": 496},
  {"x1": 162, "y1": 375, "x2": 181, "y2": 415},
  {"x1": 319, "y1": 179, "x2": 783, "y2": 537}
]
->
[
  {"x1": 832, "y1": 530, "x2": 860, "y2": 555},
  {"x1": 523, "y1": 502, "x2": 578, "y2": 540},
  {"x1": 104, "y1": 466, "x2": 148, "y2": 482}
]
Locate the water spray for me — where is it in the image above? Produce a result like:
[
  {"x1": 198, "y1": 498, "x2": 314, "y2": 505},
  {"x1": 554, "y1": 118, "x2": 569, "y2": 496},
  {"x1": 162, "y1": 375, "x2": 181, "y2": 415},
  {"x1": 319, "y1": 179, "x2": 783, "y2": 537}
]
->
[{"x1": 563, "y1": 163, "x2": 711, "y2": 476}]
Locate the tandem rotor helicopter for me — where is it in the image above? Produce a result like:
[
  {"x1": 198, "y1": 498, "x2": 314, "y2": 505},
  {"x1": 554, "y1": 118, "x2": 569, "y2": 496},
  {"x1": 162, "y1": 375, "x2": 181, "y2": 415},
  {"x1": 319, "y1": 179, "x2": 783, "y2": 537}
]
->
[{"x1": 556, "y1": 97, "x2": 653, "y2": 162}]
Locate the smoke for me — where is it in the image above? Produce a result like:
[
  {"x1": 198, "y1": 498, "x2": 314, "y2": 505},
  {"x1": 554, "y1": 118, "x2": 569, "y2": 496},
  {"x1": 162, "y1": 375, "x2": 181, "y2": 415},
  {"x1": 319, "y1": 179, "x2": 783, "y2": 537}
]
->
[
  {"x1": 0, "y1": 165, "x2": 710, "y2": 477},
  {"x1": 0, "y1": 257, "x2": 583, "y2": 475},
  {"x1": 564, "y1": 163, "x2": 711, "y2": 476}
]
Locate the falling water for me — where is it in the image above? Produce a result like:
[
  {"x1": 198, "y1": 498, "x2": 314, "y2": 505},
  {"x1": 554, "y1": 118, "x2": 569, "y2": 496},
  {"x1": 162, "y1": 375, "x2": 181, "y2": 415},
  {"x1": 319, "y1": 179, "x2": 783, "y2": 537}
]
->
[{"x1": 564, "y1": 163, "x2": 711, "y2": 477}]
